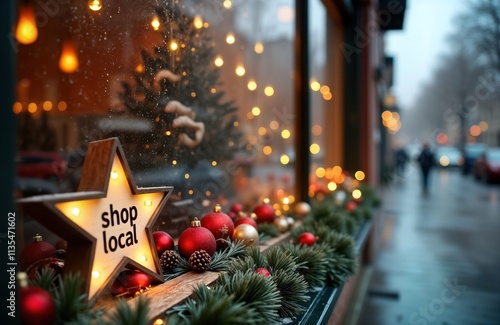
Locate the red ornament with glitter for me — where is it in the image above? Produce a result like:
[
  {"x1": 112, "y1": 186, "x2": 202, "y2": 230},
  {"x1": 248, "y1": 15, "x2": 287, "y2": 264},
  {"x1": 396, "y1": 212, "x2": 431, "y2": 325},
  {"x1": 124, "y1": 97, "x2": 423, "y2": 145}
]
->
[
  {"x1": 201, "y1": 204, "x2": 234, "y2": 249},
  {"x1": 18, "y1": 272, "x2": 56, "y2": 325},
  {"x1": 297, "y1": 232, "x2": 316, "y2": 246},
  {"x1": 20, "y1": 234, "x2": 56, "y2": 271},
  {"x1": 178, "y1": 218, "x2": 217, "y2": 258},
  {"x1": 252, "y1": 201, "x2": 276, "y2": 224},
  {"x1": 152, "y1": 231, "x2": 175, "y2": 255}
]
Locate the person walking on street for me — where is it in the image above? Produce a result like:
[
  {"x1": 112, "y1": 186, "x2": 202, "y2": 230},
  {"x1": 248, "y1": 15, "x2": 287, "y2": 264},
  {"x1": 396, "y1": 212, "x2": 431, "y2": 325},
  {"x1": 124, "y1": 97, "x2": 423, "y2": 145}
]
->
[{"x1": 417, "y1": 142, "x2": 435, "y2": 195}]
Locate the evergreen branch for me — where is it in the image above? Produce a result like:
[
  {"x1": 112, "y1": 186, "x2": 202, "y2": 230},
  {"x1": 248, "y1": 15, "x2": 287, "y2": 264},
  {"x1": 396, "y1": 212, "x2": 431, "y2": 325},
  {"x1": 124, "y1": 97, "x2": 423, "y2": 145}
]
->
[
  {"x1": 167, "y1": 285, "x2": 258, "y2": 325},
  {"x1": 106, "y1": 296, "x2": 151, "y2": 325},
  {"x1": 265, "y1": 246, "x2": 298, "y2": 274},
  {"x1": 53, "y1": 273, "x2": 92, "y2": 324},
  {"x1": 279, "y1": 243, "x2": 328, "y2": 288},
  {"x1": 217, "y1": 270, "x2": 281, "y2": 324},
  {"x1": 209, "y1": 240, "x2": 248, "y2": 272},
  {"x1": 272, "y1": 269, "x2": 309, "y2": 318},
  {"x1": 31, "y1": 267, "x2": 58, "y2": 295}
]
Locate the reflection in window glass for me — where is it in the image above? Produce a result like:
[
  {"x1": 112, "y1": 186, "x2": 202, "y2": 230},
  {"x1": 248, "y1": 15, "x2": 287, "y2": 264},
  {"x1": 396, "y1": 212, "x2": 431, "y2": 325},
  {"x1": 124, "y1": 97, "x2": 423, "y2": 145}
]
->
[{"x1": 15, "y1": 0, "x2": 296, "y2": 215}]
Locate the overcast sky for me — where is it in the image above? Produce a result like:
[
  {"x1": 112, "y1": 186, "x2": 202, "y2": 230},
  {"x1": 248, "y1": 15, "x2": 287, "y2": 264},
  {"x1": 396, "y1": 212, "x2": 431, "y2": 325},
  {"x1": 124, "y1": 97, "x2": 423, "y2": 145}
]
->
[{"x1": 385, "y1": 0, "x2": 468, "y2": 110}]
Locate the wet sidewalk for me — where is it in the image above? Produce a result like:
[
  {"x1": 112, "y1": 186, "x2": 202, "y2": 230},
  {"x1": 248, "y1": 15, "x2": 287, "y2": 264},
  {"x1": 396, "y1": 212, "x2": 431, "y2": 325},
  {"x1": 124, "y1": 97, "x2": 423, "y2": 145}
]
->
[{"x1": 356, "y1": 165, "x2": 500, "y2": 325}]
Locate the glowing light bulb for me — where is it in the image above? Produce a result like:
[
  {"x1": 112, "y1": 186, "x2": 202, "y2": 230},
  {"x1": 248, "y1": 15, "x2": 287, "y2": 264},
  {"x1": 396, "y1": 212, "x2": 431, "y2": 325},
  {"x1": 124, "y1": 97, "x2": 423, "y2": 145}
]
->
[
  {"x1": 235, "y1": 65, "x2": 246, "y2": 76},
  {"x1": 226, "y1": 33, "x2": 235, "y2": 44},
  {"x1": 144, "y1": 200, "x2": 153, "y2": 207},
  {"x1": 184, "y1": 173, "x2": 190, "y2": 179},
  {"x1": 92, "y1": 270, "x2": 100, "y2": 279},
  {"x1": 170, "y1": 41, "x2": 178, "y2": 51},
  {"x1": 71, "y1": 207, "x2": 80, "y2": 216},
  {"x1": 211, "y1": 161, "x2": 217, "y2": 166},
  {"x1": 247, "y1": 80, "x2": 257, "y2": 91},
  {"x1": 15, "y1": 5, "x2": 38, "y2": 45},
  {"x1": 214, "y1": 55, "x2": 224, "y2": 67},
  {"x1": 254, "y1": 42, "x2": 264, "y2": 54},
  {"x1": 263, "y1": 198, "x2": 270, "y2": 204},
  {"x1": 111, "y1": 171, "x2": 119, "y2": 179},
  {"x1": 59, "y1": 40, "x2": 79, "y2": 73},
  {"x1": 264, "y1": 86, "x2": 274, "y2": 96},
  {"x1": 193, "y1": 15, "x2": 203, "y2": 29},
  {"x1": 141, "y1": 255, "x2": 148, "y2": 262},
  {"x1": 151, "y1": 16, "x2": 160, "y2": 30},
  {"x1": 88, "y1": 0, "x2": 103, "y2": 11}
]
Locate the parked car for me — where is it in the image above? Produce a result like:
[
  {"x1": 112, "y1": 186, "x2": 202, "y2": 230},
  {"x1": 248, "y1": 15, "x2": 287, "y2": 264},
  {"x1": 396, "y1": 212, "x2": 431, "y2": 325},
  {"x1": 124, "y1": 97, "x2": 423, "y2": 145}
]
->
[
  {"x1": 473, "y1": 147, "x2": 500, "y2": 183},
  {"x1": 462, "y1": 143, "x2": 487, "y2": 174},
  {"x1": 16, "y1": 151, "x2": 67, "y2": 181},
  {"x1": 435, "y1": 146, "x2": 463, "y2": 168}
]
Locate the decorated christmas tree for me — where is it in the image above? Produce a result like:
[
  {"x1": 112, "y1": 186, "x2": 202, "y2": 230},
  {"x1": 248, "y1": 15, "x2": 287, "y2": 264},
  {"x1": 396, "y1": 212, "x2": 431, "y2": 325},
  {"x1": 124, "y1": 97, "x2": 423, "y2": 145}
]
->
[{"x1": 118, "y1": 1, "x2": 242, "y2": 172}]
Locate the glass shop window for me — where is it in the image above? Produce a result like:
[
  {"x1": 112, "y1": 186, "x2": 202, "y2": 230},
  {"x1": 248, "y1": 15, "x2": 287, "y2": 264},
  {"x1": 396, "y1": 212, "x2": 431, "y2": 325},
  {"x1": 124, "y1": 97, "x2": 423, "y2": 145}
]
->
[{"x1": 14, "y1": 0, "x2": 296, "y2": 222}]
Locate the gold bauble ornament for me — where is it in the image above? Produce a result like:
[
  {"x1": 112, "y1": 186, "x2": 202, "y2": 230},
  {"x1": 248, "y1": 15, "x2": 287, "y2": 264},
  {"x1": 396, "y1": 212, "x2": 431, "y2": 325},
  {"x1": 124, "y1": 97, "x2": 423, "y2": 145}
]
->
[
  {"x1": 232, "y1": 224, "x2": 259, "y2": 246},
  {"x1": 274, "y1": 216, "x2": 289, "y2": 233},
  {"x1": 286, "y1": 216, "x2": 295, "y2": 228},
  {"x1": 294, "y1": 201, "x2": 311, "y2": 217}
]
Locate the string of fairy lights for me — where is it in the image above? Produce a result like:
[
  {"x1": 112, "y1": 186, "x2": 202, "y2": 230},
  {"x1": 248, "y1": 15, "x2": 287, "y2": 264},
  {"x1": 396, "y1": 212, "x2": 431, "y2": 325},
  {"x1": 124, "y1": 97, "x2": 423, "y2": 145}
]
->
[{"x1": 13, "y1": 0, "x2": 367, "y2": 205}]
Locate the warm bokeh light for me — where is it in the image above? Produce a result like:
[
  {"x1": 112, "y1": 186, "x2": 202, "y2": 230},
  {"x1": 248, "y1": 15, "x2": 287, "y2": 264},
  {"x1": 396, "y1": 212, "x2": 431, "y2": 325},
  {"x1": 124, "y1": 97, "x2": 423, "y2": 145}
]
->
[
  {"x1": 354, "y1": 171, "x2": 365, "y2": 181},
  {"x1": 381, "y1": 110, "x2": 393, "y2": 121},
  {"x1": 135, "y1": 64, "x2": 144, "y2": 73},
  {"x1": 311, "y1": 81, "x2": 321, "y2": 91},
  {"x1": 251, "y1": 106, "x2": 261, "y2": 116},
  {"x1": 193, "y1": 15, "x2": 203, "y2": 29},
  {"x1": 15, "y1": 5, "x2": 38, "y2": 44},
  {"x1": 320, "y1": 85, "x2": 330, "y2": 95},
  {"x1": 258, "y1": 127, "x2": 267, "y2": 136},
  {"x1": 88, "y1": 0, "x2": 103, "y2": 11},
  {"x1": 92, "y1": 270, "x2": 100, "y2": 279},
  {"x1": 280, "y1": 154, "x2": 290, "y2": 165},
  {"x1": 270, "y1": 120, "x2": 279, "y2": 130},
  {"x1": 263, "y1": 146, "x2": 272, "y2": 155},
  {"x1": 235, "y1": 65, "x2": 246, "y2": 76},
  {"x1": 214, "y1": 56, "x2": 224, "y2": 67},
  {"x1": 470, "y1": 125, "x2": 481, "y2": 137},
  {"x1": 479, "y1": 121, "x2": 489, "y2": 132},
  {"x1": 154, "y1": 318, "x2": 164, "y2": 325},
  {"x1": 211, "y1": 161, "x2": 217, "y2": 166},
  {"x1": 223, "y1": 0, "x2": 232, "y2": 9},
  {"x1": 281, "y1": 129, "x2": 291, "y2": 139},
  {"x1": 436, "y1": 133, "x2": 448, "y2": 145},
  {"x1": 316, "y1": 167, "x2": 326, "y2": 178},
  {"x1": 392, "y1": 112, "x2": 400, "y2": 120},
  {"x1": 327, "y1": 182, "x2": 337, "y2": 191},
  {"x1": 170, "y1": 41, "x2": 179, "y2": 51},
  {"x1": 226, "y1": 33, "x2": 235, "y2": 44},
  {"x1": 264, "y1": 86, "x2": 274, "y2": 96},
  {"x1": 352, "y1": 189, "x2": 362, "y2": 199},
  {"x1": 312, "y1": 125, "x2": 322, "y2": 136},
  {"x1": 310, "y1": 143, "x2": 320, "y2": 155},
  {"x1": 439, "y1": 156, "x2": 450, "y2": 167},
  {"x1": 42, "y1": 101, "x2": 52, "y2": 111},
  {"x1": 28, "y1": 102, "x2": 37, "y2": 113},
  {"x1": 254, "y1": 42, "x2": 264, "y2": 54},
  {"x1": 333, "y1": 165, "x2": 342, "y2": 175},
  {"x1": 323, "y1": 92, "x2": 333, "y2": 101},
  {"x1": 277, "y1": 5, "x2": 295, "y2": 22},
  {"x1": 59, "y1": 40, "x2": 79, "y2": 73},
  {"x1": 247, "y1": 112, "x2": 254, "y2": 120},
  {"x1": 58, "y1": 101, "x2": 67, "y2": 111},
  {"x1": 71, "y1": 207, "x2": 80, "y2": 217},
  {"x1": 151, "y1": 16, "x2": 160, "y2": 30},
  {"x1": 13, "y1": 102, "x2": 22, "y2": 114},
  {"x1": 247, "y1": 80, "x2": 257, "y2": 91}
]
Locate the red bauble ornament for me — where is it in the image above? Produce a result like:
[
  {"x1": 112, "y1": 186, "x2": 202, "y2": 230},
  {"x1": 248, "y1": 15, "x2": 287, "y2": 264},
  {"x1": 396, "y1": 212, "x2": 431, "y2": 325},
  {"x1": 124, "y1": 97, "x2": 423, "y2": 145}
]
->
[
  {"x1": 255, "y1": 267, "x2": 271, "y2": 278},
  {"x1": 201, "y1": 204, "x2": 234, "y2": 249},
  {"x1": 20, "y1": 234, "x2": 56, "y2": 271},
  {"x1": 234, "y1": 216, "x2": 258, "y2": 229},
  {"x1": 252, "y1": 203, "x2": 276, "y2": 224},
  {"x1": 178, "y1": 218, "x2": 217, "y2": 259},
  {"x1": 227, "y1": 210, "x2": 237, "y2": 220},
  {"x1": 111, "y1": 270, "x2": 151, "y2": 297},
  {"x1": 18, "y1": 272, "x2": 56, "y2": 325},
  {"x1": 345, "y1": 201, "x2": 357, "y2": 212},
  {"x1": 230, "y1": 203, "x2": 243, "y2": 214},
  {"x1": 153, "y1": 231, "x2": 175, "y2": 255},
  {"x1": 297, "y1": 232, "x2": 316, "y2": 246}
]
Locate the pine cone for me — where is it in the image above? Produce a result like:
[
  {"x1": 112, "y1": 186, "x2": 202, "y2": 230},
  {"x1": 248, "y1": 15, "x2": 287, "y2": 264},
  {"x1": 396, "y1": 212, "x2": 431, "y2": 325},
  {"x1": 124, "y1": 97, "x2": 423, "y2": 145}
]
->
[
  {"x1": 189, "y1": 250, "x2": 211, "y2": 272},
  {"x1": 160, "y1": 250, "x2": 179, "y2": 271}
]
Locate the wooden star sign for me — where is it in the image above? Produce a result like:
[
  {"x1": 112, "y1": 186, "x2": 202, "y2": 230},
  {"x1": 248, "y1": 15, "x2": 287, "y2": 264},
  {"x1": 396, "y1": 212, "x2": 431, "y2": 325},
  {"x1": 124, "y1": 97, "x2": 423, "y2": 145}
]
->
[{"x1": 17, "y1": 138, "x2": 172, "y2": 303}]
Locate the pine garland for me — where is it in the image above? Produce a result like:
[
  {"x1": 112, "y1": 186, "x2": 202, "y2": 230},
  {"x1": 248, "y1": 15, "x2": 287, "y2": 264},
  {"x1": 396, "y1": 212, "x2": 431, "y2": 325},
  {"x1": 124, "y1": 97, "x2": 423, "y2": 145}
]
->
[
  {"x1": 53, "y1": 273, "x2": 94, "y2": 324},
  {"x1": 167, "y1": 285, "x2": 258, "y2": 325},
  {"x1": 217, "y1": 270, "x2": 282, "y2": 324},
  {"x1": 278, "y1": 242, "x2": 329, "y2": 288},
  {"x1": 272, "y1": 269, "x2": 309, "y2": 318}
]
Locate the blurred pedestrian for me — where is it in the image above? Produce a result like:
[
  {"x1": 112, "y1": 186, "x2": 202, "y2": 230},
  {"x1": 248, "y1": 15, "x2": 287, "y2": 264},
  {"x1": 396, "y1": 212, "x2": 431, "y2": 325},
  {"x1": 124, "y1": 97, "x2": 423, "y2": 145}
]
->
[
  {"x1": 417, "y1": 142, "x2": 435, "y2": 195},
  {"x1": 395, "y1": 147, "x2": 409, "y2": 176}
]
